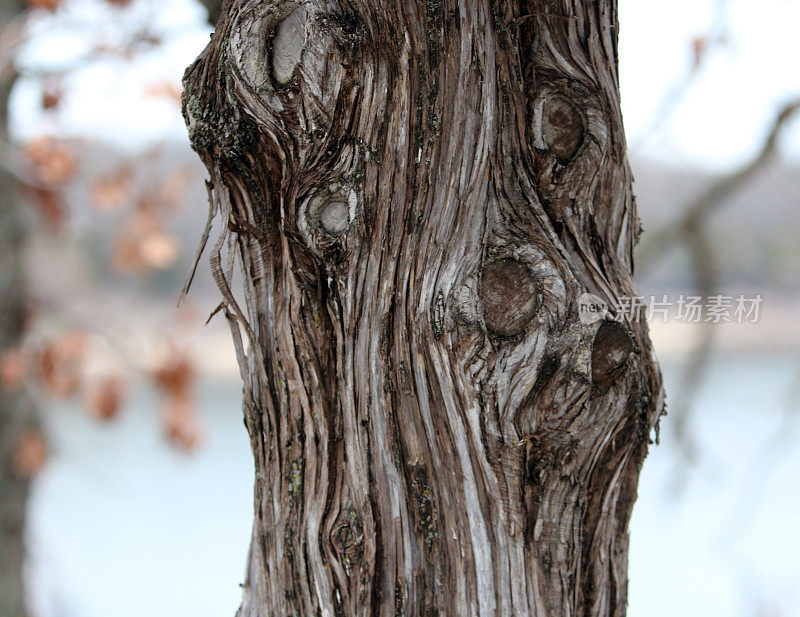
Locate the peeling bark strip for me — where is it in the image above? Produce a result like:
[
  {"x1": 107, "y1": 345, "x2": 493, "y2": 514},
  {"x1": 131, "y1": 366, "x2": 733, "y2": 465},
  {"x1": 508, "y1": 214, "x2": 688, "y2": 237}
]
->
[{"x1": 183, "y1": 1, "x2": 664, "y2": 616}]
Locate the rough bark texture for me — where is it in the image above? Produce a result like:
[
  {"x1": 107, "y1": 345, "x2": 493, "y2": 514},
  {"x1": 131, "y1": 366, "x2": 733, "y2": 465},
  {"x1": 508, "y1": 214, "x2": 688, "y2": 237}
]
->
[
  {"x1": 182, "y1": 1, "x2": 664, "y2": 616},
  {"x1": 0, "y1": 2, "x2": 35, "y2": 616}
]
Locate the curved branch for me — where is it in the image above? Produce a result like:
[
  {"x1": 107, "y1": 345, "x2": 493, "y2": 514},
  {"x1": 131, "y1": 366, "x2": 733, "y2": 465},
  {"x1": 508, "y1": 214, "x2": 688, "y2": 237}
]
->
[{"x1": 638, "y1": 98, "x2": 800, "y2": 275}]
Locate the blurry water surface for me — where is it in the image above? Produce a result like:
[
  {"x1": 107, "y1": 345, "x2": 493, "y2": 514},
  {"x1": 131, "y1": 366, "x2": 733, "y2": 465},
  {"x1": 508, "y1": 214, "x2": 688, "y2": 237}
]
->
[{"x1": 26, "y1": 353, "x2": 800, "y2": 617}]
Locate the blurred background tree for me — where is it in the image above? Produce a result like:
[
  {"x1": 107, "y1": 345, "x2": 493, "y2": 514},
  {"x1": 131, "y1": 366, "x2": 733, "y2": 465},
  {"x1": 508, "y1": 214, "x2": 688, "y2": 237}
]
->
[
  {"x1": 0, "y1": 1, "x2": 224, "y2": 615},
  {"x1": 0, "y1": 4, "x2": 38, "y2": 617}
]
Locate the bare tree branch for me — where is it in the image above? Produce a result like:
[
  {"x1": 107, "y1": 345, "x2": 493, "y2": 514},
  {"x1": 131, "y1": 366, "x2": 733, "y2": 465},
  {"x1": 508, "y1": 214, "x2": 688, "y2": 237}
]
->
[{"x1": 638, "y1": 98, "x2": 800, "y2": 274}]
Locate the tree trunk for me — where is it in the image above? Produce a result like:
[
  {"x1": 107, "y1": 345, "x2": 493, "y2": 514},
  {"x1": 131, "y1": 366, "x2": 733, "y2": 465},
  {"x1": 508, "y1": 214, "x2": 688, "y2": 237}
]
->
[
  {"x1": 0, "y1": 3, "x2": 36, "y2": 616},
  {"x1": 183, "y1": 1, "x2": 663, "y2": 616}
]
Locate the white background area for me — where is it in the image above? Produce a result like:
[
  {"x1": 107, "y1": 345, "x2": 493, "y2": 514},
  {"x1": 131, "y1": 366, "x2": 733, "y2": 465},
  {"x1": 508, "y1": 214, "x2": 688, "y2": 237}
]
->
[{"x1": 11, "y1": 0, "x2": 800, "y2": 168}]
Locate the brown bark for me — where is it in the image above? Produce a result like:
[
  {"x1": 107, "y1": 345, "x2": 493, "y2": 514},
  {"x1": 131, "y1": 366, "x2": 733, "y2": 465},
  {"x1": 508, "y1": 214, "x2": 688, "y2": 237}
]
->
[
  {"x1": 0, "y1": 3, "x2": 35, "y2": 616},
  {"x1": 182, "y1": 1, "x2": 663, "y2": 616}
]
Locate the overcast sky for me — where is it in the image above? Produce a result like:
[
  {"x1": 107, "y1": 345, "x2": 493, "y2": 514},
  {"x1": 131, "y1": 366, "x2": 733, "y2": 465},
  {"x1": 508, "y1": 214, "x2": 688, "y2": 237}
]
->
[{"x1": 11, "y1": 0, "x2": 800, "y2": 171}]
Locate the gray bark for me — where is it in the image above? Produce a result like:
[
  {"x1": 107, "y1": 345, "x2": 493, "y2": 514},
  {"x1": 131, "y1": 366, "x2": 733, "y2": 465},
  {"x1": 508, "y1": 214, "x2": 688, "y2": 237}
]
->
[
  {"x1": 183, "y1": 1, "x2": 664, "y2": 616},
  {"x1": 0, "y1": 2, "x2": 35, "y2": 617}
]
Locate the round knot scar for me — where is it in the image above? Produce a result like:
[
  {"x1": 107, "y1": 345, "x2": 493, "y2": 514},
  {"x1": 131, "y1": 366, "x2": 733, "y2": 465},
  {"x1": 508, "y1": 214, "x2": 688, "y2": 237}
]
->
[
  {"x1": 479, "y1": 258, "x2": 540, "y2": 338},
  {"x1": 319, "y1": 200, "x2": 350, "y2": 236},
  {"x1": 306, "y1": 185, "x2": 356, "y2": 238},
  {"x1": 540, "y1": 96, "x2": 584, "y2": 162},
  {"x1": 591, "y1": 321, "x2": 634, "y2": 387},
  {"x1": 272, "y1": 7, "x2": 307, "y2": 85}
]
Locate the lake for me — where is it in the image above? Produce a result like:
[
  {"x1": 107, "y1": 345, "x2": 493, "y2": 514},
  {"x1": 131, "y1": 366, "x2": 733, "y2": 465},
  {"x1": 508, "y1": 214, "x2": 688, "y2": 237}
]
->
[{"x1": 25, "y1": 353, "x2": 800, "y2": 617}]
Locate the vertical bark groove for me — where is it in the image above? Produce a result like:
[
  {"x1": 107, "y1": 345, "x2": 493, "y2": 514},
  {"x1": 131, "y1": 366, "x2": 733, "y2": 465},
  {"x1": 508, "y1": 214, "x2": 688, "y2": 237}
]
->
[{"x1": 183, "y1": 1, "x2": 664, "y2": 615}]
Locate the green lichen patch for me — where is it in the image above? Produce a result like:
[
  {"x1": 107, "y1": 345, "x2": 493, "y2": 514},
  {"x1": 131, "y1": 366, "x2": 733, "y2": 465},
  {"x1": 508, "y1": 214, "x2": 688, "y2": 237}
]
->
[
  {"x1": 410, "y1": 465, "x2": 438, "y2": 550},
  {"x1": 288, "y1": 458, "x2": 304, "y2": 498}
]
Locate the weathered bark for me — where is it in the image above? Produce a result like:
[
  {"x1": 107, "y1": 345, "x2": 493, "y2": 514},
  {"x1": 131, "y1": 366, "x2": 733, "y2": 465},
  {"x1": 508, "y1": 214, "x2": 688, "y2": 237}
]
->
[
  {"x1": 0, "y1": 3, "x2": 35, "y2": 616},
  {"x1": 183, "y1": 1, "x2": 663, "y2": 616}
]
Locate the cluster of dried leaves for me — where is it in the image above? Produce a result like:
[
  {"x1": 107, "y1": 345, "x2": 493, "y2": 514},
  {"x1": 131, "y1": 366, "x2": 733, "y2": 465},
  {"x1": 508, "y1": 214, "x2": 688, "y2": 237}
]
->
[
  {"x1": 152, "y1": 348, "x2": 202, "y2": 452},
  {"x1": 107, "y1": 166, "x2": 189, "y2": 274},
  {"x1": 15, "y1": 135, "x2": 202, "y2": 462},
  {"x1": 25, "y1": 0, "x2": 132, "y2": 11},
  {"x1": 19, "y1": 1, "x2": 188, "y2": 267},
  {"x1": 1, "y1": 331, "x2": 204, "y2": 475},
  {"x1": 1, "y1": 0, "x2": 208, "y2": 478},
  {"x1": 22, "y1": 133, "x2": 188, "y2": 275},
  {"x1": 22, "y1": 136, "x2": 75, "y2": 230},
  {"x1": 12, "y1": 430, "x2": 48, "y2": 478}
]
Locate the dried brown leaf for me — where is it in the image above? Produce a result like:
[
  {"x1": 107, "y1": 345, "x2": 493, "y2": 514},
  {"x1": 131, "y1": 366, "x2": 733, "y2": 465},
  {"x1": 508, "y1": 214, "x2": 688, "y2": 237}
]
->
[
  {"x1": 139, "y1": 231, "x2": 179, "y2": 269},
  {"x1": 162, "y1": 396, "x2": 202, "y2": 453},
  {"x1": 112, "y1": 232, "x2": 147, "y2": 273},
  {"x1": 85, "y1": 375, "x2": 126, "y2": 421},
  {"x1": 156, "y1": 169, "x2": 190, "y2": 209},
  {"x1": 690, "y1": 36, "x2": 709, "y2": 73},
  {"x1": 0, "y1": 348, "x2": 25, "y2": 391},
  {"x1": 90, "y1": 167, "x2": 133, "y2": 211},
  {"x1": 143, "y1": 80, "x2": 182, "y2": 104},
  {"x1": 41, "y1": 78, "x2": 63, "y2": 111},
  {"x1": 24, "y1": 136, "x2": 77, "y2": 185},
  {"x1": 151, "y1": 351, "x2": 195, "y2": 399},
  {"x1": 112, "y1": 212, "x2": 179, "y2": 272},
  {"x1": 24, "y1": 185, "x2": 68, "y2": 231},
  {"x1": 26, "y1": 0, "x2": 61, "y2": 10},
  {"x1": 38, "y1": 333, "x2": 86, "y2": 398},
  {"x1": 13, "y1": 430, "x2": 48, "y2": 477}
]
